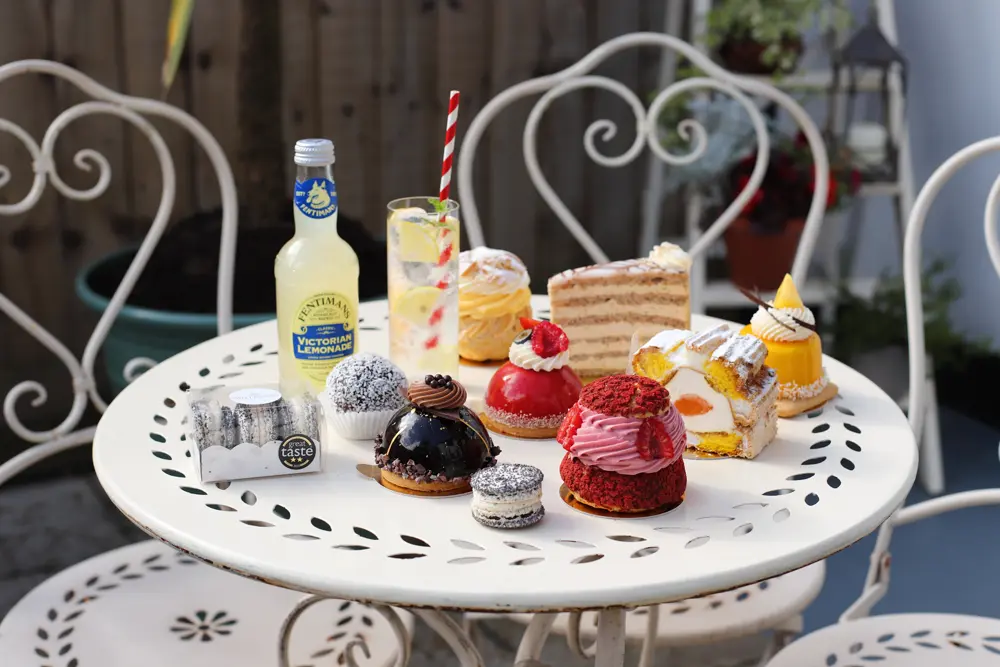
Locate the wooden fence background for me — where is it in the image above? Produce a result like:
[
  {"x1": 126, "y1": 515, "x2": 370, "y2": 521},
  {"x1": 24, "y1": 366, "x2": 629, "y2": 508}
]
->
[{"x1": 0, "y1": 0, "x2": 676, "y2": 456}]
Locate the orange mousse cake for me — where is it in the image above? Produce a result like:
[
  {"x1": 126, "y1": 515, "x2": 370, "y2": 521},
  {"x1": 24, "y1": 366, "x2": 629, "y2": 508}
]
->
[
  {"x1": 547, "y1": 243, "x2": 690, "y2": 379},
  {"x1": 632, "y1": 324, "x2": 778, "y2": 459},
  {"x1": 741, "y1": 274, "x2": 837, "y2": 417}
]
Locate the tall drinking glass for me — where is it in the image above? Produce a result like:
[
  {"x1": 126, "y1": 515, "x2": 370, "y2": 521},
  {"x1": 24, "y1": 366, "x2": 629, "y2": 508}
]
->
[{"x1": 386, "y1": 197, "x2": 460, "y2": 380}]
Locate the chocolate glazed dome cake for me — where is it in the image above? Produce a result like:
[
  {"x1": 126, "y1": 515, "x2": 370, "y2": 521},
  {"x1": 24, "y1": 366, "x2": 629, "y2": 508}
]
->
[{"x1": 375, "y1": 375, "x2": 500, "y2": 495}]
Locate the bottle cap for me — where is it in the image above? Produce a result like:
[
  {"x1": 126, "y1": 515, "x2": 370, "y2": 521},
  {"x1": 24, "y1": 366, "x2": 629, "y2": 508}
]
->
[{"x1": 294, "y1": 138, "x2": 335, "y2": 166}]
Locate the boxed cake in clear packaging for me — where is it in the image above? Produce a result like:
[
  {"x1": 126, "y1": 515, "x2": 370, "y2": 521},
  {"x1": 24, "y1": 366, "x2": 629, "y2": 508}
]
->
[{"x1": 186, "y1": 384, "x2": 322, "y2": 482}]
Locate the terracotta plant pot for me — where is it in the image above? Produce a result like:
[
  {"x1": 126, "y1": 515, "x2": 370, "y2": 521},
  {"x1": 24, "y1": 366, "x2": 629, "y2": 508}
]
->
[
  {"x1": 717, "y1": 35, "x2": 804, "y2": 75},
  {"x1": 724, "y1": 217, "x2": 805, "y2": 292}
]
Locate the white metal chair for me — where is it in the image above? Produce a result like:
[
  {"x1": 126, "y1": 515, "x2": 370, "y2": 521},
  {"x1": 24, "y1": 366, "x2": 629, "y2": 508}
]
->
[
  {"x1": 0, "y1": 60, "x2": 410, "y2": 667},
  {"x1": 457, "y1": 32, "x2": 832, "y2": 666},
  {"x1": 457, "y1": 32, "x2": 830, "y2": 307},
  {"x1": 765, "y1": 137, "x2": 1000, "y2": 666}
]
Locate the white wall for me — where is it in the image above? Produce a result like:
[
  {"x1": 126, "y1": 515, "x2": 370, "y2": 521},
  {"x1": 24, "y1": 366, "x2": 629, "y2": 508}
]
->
[{"x1": 861, "y1": 0, "x2": 1000, "y2": 345}]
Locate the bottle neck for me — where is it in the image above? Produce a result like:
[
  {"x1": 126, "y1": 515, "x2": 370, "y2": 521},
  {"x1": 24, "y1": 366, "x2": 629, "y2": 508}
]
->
[{"x1": 294, "y1": 163, "x2": 338, "y2": 234}]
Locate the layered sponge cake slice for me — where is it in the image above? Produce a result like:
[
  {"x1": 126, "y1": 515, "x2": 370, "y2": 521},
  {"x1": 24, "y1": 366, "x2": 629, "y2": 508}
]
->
[
  {"x1": 548, "y1": 246, "x2": 690, "y2": 380},
  {"x1": 631, "y1": 324, "x2": 778, "y2": 459}
]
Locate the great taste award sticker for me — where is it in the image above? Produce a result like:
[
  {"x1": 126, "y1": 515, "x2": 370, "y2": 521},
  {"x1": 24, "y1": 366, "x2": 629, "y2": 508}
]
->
[
  {"x1": 294, "y1": 177, "x2": 338, "y2": 219},
  {"x1": 292, "y1": 292, "x2": 356, "y2": 389},
  {"x1": 278, "y1": 434, "x2": 317, "y2": 470}
]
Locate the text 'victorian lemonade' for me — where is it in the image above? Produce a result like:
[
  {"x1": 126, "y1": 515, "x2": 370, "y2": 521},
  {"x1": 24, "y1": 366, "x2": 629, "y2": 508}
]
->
[{"x1": 276, "y1": 139, "x2": 359, "y2": 394}]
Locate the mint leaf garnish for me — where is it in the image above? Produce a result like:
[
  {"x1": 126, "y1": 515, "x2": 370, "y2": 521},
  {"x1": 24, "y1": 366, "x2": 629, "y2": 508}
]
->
[{"x1": 428, "y1": 197, "x2": 449, "y2": 215}]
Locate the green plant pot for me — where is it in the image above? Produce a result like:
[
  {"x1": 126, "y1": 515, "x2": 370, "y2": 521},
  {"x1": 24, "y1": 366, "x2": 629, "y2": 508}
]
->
[{"x1": 75, "y1": 248, "x2": 273, "y2": 396}]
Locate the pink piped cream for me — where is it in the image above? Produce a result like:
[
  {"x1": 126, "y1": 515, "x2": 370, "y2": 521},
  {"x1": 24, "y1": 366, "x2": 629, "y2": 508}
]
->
[{"x1": 565, "y1": 407, "x2": 684, "y2": 475}]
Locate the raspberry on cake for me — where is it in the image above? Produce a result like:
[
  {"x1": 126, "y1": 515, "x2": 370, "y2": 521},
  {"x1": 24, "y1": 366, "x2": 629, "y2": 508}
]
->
[
  {"x1": 482, "y1": 319, "x2": 583, "y2": 439},
  {"x1": 557, "y1": 375, "x2": 687, "y2": 514},
  {"x1": 547, "y1": 242, "x2": 691, "y2": 380},
  {"x1": 632, "y1": 324, "x2": 778, "y2": 459}
]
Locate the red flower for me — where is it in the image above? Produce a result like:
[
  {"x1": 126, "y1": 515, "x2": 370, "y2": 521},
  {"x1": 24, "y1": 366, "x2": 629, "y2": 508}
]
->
[
  {"x1": 794, "y1": 130, "x2": 808, "y2": 148},
  {"x1": 776, "y1": 161, "x2": 797, "y2": 182},
  {"x1": 736, "y1": 174, "x2": 765, "y2": 216},
  {"x1": 739, "y1": 152, "x2": 757, "y2": 169},
  {"x1": 808, "y1": 165, "x2": 838, "y2": 208},
  {"x1": 849, "y1": 168, "x2": 862, "y2": 193}
]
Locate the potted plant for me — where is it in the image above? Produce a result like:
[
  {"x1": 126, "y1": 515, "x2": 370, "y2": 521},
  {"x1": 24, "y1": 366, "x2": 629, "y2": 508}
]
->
[
  {"x1": 76, "y1": 210, "x2": 387, "y2": 394},
  {"x1": 654, "y1": 86, "x2": 763, "y2": 194},
  {"x1": 706, "y1": 0, "x2": 851, "y2": 75},
  {"x1": 723, "y1": 131, "x2": 861, "y2": 291},
  {"x1": 830, "y1": 259, "x2": 993, "y2": 420},
  {"x1": 75, "y1": 1, "x2": 387, "y2": 394}
]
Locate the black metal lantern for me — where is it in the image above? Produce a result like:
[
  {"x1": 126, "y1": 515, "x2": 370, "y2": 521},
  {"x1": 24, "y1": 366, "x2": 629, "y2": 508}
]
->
[{"x1": 827, "y1": 4, "x2": 907, "y2": 183}]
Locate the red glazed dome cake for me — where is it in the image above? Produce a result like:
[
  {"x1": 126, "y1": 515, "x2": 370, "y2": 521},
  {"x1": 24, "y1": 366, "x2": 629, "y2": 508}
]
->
[
  {"x1": 558, "y1": 375, "x2": 687, "y2": 513},
  {"x1": 482, "y1": 318, "x2": 583, "y2": 439}
]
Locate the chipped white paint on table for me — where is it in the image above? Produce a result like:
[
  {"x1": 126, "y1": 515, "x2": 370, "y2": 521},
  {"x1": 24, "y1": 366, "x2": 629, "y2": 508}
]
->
[{"x1": 92, "y1": 296, "x2": 917, "y2": 665}]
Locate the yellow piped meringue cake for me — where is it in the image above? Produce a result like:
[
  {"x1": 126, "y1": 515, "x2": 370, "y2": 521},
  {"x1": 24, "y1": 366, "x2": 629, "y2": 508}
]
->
[
  {"x1": 547, "y1": 242, "x2": 691, "y2": 380},
  {"x1": 631, "y1": 324, "x2": 778, "y2": 459},
  {"x1": 740, "y1": 274, "x2": 838, "y2": 417},
  {"x1": 458, "y1": 247, "x2": 533, "y2": 362}
]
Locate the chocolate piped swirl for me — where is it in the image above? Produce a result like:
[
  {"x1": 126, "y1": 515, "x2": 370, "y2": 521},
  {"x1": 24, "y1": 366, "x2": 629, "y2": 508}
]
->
[{"x1": 408, "y1": 377, "x2": 467, "y2": 409}]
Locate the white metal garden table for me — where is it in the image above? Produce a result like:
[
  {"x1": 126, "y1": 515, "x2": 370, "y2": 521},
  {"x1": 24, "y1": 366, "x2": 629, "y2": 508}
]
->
[{"x1": 93, "y1": 296, "x2": 918, "y2": 667}]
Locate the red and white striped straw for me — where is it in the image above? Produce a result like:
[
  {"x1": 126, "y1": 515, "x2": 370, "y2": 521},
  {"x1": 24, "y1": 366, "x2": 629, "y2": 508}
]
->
[{"x1": 438, "y1": 90, "x2": 460, "y2": 220}]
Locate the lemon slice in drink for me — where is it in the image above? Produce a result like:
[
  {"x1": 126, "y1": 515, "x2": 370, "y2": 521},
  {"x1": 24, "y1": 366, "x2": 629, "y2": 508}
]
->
[
  {"x1": 396, "y1": 221, "x2": 440, "y2": 263},
  {"x1": 418, "y1": 343, "x2": 459, "y2": 371},
  {"x1": 392, "y1": 286, "x2": 442, "y2": 324}
]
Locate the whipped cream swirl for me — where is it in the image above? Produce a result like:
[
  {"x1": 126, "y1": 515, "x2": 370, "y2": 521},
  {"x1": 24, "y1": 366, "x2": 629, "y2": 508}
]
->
[
  {"x1": 509, "y1": 340, "x2": 568, "y2": 372},
  {"x1": 647, "y1": 242, "x2": 692, "y2": 271},
  {"x1": 459, "y1": 247, "x2": 530, "y2": 295},
  {"x1": 565, "y1": 408, "x2": 683, "y2": 475},
  {"x1": 750, "y1": 305, "x2": 815, "y2": 342}
]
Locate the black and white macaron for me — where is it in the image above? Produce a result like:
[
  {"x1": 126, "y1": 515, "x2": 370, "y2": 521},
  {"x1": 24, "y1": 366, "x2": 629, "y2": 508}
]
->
[
  {"x1": 325, "y1": 353, "x2": 408, "y2": 440},
  {"x1": 288, "y1": 393, "x2": 322, "y2": 442},
  {"x1": 190, "y1": 399, "x2": 239, "y2": 451},
  {"x1": 470, "y1": 463, "x2": 545, "y2": 529}
]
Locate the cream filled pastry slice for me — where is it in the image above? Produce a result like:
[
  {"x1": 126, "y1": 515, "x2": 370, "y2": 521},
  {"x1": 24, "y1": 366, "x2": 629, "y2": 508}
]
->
[
  {"x1": 631, "y1": 324, "x2": 778, "y2": 459},
  {"x1": 547, "y1": 242, "x2": 691, "y2": 379}
]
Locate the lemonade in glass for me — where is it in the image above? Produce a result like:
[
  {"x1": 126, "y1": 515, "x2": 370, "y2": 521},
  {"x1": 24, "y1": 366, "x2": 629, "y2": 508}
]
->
[{"x1": 387, "y1": 197, "x2": 460, "y2": 380}]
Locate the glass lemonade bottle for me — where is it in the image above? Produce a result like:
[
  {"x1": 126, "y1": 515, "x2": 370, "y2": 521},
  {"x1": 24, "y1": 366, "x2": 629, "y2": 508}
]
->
[{"x1": 276, "y1": 138, "x2": 359, "y2": 394}]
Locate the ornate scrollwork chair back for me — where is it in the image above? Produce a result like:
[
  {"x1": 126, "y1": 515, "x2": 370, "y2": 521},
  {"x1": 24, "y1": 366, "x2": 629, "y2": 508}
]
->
[
  {"x1": 0, "y1": 60, "x2": 238, "y2": 488},
  {"x1": 456, "y1": 32, "x2": 832, "y2": 312}
]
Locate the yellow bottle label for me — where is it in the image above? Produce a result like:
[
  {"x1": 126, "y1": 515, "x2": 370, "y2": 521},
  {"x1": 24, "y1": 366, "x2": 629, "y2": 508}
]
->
[{"x1": 291, "y1": 292, "x2": 356, "y2": 389}]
